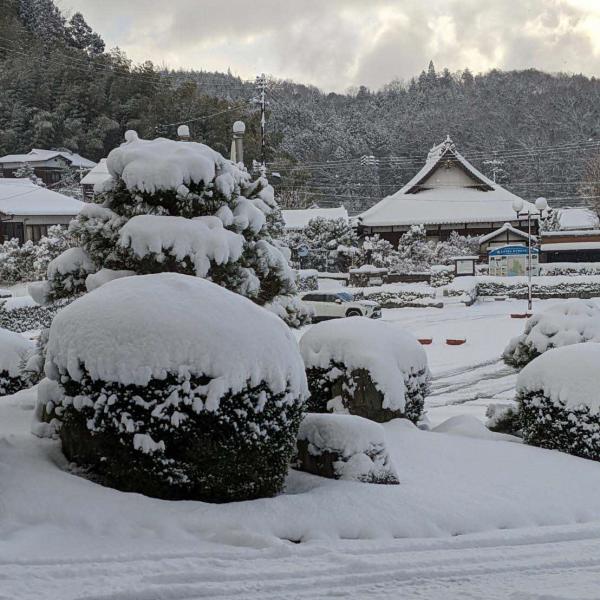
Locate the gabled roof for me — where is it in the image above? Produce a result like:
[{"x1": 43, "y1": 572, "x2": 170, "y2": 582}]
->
[
  {"x1": 402, "y1": 136, "x2": 494, "y2": 194},
  {"x1": 479, "y1": 222, "x2": 536, "y2": 244},
  {"x1": 282, "y1": 206, "x2": 349, "y2": 230},
  {"x1": 0, "y1": 179, "x2": 84, "y2": 216},
  {"x1": 359, "y1": 137, "x2": 537, "y2": 227},
  {"x1": 0, "y1": 149, "x2": 96, "y2": 169}
]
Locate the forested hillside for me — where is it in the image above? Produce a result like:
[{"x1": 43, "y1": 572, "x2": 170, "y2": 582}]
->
[{"x1": 2, "y1": 0, "x2": 600, "y2": 213}]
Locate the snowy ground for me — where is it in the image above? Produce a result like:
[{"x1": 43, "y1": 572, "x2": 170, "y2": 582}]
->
[{"x1": 3, "y1": 295, "x2": 600, "y2": 598}]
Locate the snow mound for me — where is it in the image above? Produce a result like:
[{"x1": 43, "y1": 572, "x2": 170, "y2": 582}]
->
[
  {"x1": 45, "y1": 273, "x2": 308, "y2": 403},
  {"x1": 106, "y1": 134, "x2": 248, "y2": 195},
  {"x1": 300, "y1": 318, "x2": 428, "y2": 412},
  {"x1": 517, "y1": 342, "x2": 600, "y2": 413},
  {"x1": 47, "y1": 247, "x2": 95, "y2": 280},
  {"x1": 297, "y1": 413, "x2": 398, "y2": 483},
  {"x1": 433, "y1": 415, "x2": 521, "y2": 442},
  {"x1": 504, "y1": 300, "x2": 600, "y2": 366},
  {"x1": 85, "y1": 268, "x2": 136, "y2": 292},
  {"x1": 0, "y1": 328, "x2": 34, "y2": 377},
  {"x1": 0, "y1": 296, "x2": 38, "y2": 312},
  {"x1": 119, "y1": 215, "x2": 244, "y2": 277}
]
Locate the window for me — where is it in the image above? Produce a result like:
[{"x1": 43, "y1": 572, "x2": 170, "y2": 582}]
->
[
  {"x1": 335, "y1": 292, "x2": 354, "y2": 302},
  {"x1": 26, "y1": 224, "x2": 49, "y2": 243},
  {"x1": 2, "y1": 222, "x2": 24, "y2": 244}
]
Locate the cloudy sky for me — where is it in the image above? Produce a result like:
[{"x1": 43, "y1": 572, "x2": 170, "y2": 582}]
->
[{"x1": 62, "y1": 0, "x2": 600, "y2": 92}]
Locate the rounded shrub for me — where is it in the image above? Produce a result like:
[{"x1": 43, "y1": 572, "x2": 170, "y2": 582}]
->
[
  {"x1": 517, "y1": 342, "x2": 600, "y2": 460},
  {"x1": 0, "y1": 327, "x2": 35, "y2": 394},
  {"x1": 300, "y1": 317, "x2": 430, "y2": 423},
  {"x1": 43, "y1": 273, "x2": 308, "y2": 502},
  {"x1": 503, "y1": 299, "x2": 600, "y2": 369}
]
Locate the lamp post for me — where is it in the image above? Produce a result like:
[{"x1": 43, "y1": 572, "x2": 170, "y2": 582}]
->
[{"x1": 512, "y1": 196, "x2": 548, "y2": 313}]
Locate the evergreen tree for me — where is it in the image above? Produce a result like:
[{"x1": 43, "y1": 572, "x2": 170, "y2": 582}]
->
[{"x1": 36, "y1": 133, "x2": 310, "y2": 327}]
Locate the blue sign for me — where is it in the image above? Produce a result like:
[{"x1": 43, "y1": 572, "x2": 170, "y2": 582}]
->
[{"x1": 489, "y1": 245, "x2": 538, "y2": 257}]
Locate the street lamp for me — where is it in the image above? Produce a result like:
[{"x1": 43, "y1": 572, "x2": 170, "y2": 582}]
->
[{"x1": 512, "y1": 196, "x2": 548, "y2": 313}]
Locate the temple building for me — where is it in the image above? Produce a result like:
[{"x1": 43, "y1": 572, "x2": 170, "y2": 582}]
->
[{"x1": 358, "y1": 137, "x2": 539, "y2": 244}]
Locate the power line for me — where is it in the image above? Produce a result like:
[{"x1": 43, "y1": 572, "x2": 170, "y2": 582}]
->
[{"x1": 156, "y1": 103, "x2": 250, "y2": 129}]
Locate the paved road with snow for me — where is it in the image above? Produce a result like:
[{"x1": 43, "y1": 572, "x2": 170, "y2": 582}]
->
[{"x1": 5, "y1": 525, "x2": 600, "y2": 599}]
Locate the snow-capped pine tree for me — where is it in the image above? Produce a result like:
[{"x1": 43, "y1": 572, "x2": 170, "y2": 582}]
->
[
  {"x1": 395, "y1": 224, "x2": 434, "y2": 272},
  {"x1": 539, "y1": 207, "x2": 561, "y2": 232},
  {"x1": 35, "y1": 132, "x2": 309, "y2": 326}
]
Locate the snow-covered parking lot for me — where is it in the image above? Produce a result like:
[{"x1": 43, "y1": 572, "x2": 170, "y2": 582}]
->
[{"x1": 3, "y1": 297, "x2": 600, "y2": 598}]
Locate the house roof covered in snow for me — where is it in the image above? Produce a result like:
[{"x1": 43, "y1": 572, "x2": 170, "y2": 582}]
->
[
  {"x1": 359, "y1": 137, "x2": 537, "y2": 227},
  {"x1": 80, "y1": 158, "x2": 111, "y2": 186},
  {"x1": 0, "y1": 179, "x2": 85, "y2": 216},
  {"x1": 558, "y1": 208, "x2": 600, "y2": 231},
  {"x1": 0, "y1": 149, "x2": 96, "y2": 169},
  {"x1": 282, "y1": 206, "x2": 349, "y2": 230}
]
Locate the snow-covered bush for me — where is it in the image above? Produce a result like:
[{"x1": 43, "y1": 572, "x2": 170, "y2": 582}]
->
[
  {"x1": 301, "y1": 216, "x2": 358, "y2": 272},
  {"x1": 430, "y1": 265, "x2": 454, "y2": 287},
  {"x1": 0, "y1": 227, "x2": 74, "y2": 285},
  {"x1": 503, "y1": 300, "x2": 600, "y2": 369},
  {"x1": 394, "y1": 225, "x2": 434, "y2": 273},
  {"x1": 486, "y1": 403, "x2": 521, "y2": 435},
  {"x1": 517, "y1": 343, "x2": 600, "y2": 460},
  {"x1": 354, "y1": 235, "x2": 398, "y2": 269},
  {"x1": 0, "y1": 295, "x2": 72, "y2": 333},
  {"x1": 300, "y1": 318, "x2": 430, "y2": 423},
  {"x1": 295, "y1": 413, "x2": 399, "y2": 484},
  {"x1": 295, "y1": 269, "x2": 319, "y2": 292},
  {"x1": 393, "y1": 227, "x2": 478, "y2": 274},
  {"x1": 0, "y1": 328, "x2": 35, "y2": 394},
  {"x1": 43, "y1": 273, "x2": 309, "y2": 502},
  {"x1": 39, "y1": 132, "x2": 309, "y2": 327}
]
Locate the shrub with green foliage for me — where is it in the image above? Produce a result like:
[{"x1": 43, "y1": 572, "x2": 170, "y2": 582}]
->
[
  {"x1": 41, "y1": 273, "x2": 309, "y2": 502},
  {"x1": 517, "y1": 343, "x2": 600, "y2": 460}
]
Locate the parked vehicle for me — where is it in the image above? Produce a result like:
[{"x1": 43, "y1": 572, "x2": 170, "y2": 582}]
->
[{"x1": 300, "y1": 291, "x2": 382, "y2": 320}]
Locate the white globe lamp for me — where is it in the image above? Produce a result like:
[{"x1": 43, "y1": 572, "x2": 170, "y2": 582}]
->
[{"x1": 512, "y1": 198, "x2": 524, "y2": 213}]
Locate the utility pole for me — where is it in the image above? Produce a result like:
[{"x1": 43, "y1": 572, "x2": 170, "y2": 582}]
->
[{"x1": 255, "y1": 73, "x2": 267, "y2": 176}]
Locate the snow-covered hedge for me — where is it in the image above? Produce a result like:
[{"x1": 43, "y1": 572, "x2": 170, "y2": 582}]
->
[
  {"x1": 476, "y1": 276, "x2": 600, "y2": 299},
  {"x1": 0, "y1": 328, "x2": 35, "y2": 395},
  {"x1": 0, "y1": 295, "x2": 74, "y2": 333},
  {"x1": 353, "y1": 285, "x2": 438, "y2": 309},
  {"x1": 503, "y1": 300, "x2": 600, "y2": 369},
  {"x1": 430, "y1": 265, "x2": 454, "y2": 287},
  {"x1": 517, "y1": 343, "x2": 600, "y2": 460},
  {"x1": 300, "y1": 318, "x2": 430, "y2": 423},
  {"x1": 42, "y1": 273, "x2": 309, "y2": 502},
  {"x1": 295, "y1": 413, "x2": 399, "y2": 484},
  {"x1": 540, "y1": 263, "x2": 600, "y2": 277}
]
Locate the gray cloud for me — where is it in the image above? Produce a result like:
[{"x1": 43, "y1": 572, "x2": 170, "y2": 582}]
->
[{"x1": 62, "y1": 0, "x2": 600, "y2": 91}]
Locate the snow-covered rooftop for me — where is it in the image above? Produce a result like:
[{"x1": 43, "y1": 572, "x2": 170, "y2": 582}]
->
[
  {"x1": 80, "y1": 158, "x2": 111, "y2": 186},
  {"x1": 542, "y1": 241, "x2": 600, "y2": 252},
  {"x1": 0, "y1": 179, "x2": 84, "y2": 216},
  {"x1": 360, "y1": 137, "x2": 537, "y2": 227},
  {"x1": 282, "y1": 206, "x2": 349, "y2": 230},
  {"x1": 0, "y1": 149, "x2": 96, "y2": 169},
  {"x1": 480, "y1": 222, "x2": 535, "y2": 244},
  {"x1": 559, "y1": 208, "x2": 600, "y2": 231}
]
